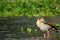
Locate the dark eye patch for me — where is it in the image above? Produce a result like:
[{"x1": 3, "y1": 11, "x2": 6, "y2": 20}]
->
[
  {"x1": 39, "y1": 17, "x2": 41, "y2": 19},
  {"x1": 38, "y1": 17, "x2": 43, "y2": 20}
]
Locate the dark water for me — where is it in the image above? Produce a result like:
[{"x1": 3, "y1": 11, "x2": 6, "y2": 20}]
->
[{"x1": 0, "y1": 16, "x2": 60, "y2": 40}]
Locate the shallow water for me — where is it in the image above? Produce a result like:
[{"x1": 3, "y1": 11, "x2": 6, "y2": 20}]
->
[{"x1": 0, "y1": 16, "x2": 60, "y2": 40}]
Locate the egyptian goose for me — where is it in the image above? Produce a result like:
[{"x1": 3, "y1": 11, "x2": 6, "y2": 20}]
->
[{"x1": 36, "y1": 17, "x2": 58, "y2": 39}]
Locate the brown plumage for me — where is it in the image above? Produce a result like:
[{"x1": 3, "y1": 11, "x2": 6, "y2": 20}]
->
[{"x1": 44, "y1": 22, "x2": 58, "y2": 32}]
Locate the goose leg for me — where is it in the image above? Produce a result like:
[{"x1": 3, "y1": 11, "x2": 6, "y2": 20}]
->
[
  {"x1": 44, "y1": 33, "x2": 47, "y2": 40},
  {"x1": 47, "y1": 31, "x2": 50, "y2": 40}
]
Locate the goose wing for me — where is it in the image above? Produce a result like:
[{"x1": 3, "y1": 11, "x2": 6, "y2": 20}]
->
[{"x1": 44, "y1": 22, "x2": 57, "y2": 30}]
